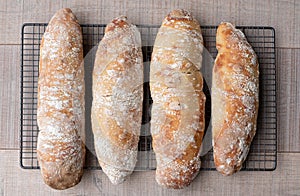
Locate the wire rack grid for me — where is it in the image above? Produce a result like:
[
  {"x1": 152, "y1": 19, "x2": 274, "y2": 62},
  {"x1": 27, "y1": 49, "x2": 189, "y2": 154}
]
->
[{"x1": 20, "y1": 23, "x2": 277, "y2": 171}]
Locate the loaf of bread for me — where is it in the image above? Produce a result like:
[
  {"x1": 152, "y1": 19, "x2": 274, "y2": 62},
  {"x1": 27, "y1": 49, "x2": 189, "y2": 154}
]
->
[
  {"x1": 91, "y1": 16, "x2": 143, "y2": 184},
  {"x1": 150, "y1": 9, "x2": 206, "y2": 189},
  {"x1": 37, "y1": 8, "x2": 85, "y2": 190},
  {"x1": 212, "y1": 22, "x2": 259, "y2": 175}
]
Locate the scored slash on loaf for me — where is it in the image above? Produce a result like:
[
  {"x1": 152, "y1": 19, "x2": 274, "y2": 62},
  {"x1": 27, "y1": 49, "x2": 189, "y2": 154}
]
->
[
  {"x1": 36, "y1": 8, "x2": 86, "y2": 190},
  {"x1": 150, "y1": 9, "x2": 206, "y2": 189},
  {"x1": 91, "y1": 16, "x2": 143, "y2": 184},
  {"x1": 212, "y1": 22, "x2": 259, "y2": 176}
]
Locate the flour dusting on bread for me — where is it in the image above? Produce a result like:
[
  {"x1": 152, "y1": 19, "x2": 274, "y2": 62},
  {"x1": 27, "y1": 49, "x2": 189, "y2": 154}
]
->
[
  {"x1": 212, "y1": 22, "x2": 259, "y2": 176},
  {"x1": 91, "y1": 16, "x2": 143, "y2": 184},
  {"x1": 37, "y1": 8, "x2": 85, "y2": 190},
  {"x1": 150, "y1": 9, "x2": 206, "y2": 189}
]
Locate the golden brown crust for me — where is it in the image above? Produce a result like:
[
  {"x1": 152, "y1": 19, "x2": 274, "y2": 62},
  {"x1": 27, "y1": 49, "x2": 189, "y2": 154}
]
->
[
  {"x1": 37, "y1": 8, "x2": 85, "y2": 190},
  {"x1": 163, "y1": 9, "x2": 201, "y2": 32},
  {"x1": 150, "y1": 9, "x2": 205, "y2": 189},
  {"x1": 92, "y1": 16, "x2": 143, "y2": 184},
  {"x1": 212, "y1": 22, "x2": 259, "y2": 176},
  {"x1": 105, "y1": 16, "x2": 130, "y2": 33}
]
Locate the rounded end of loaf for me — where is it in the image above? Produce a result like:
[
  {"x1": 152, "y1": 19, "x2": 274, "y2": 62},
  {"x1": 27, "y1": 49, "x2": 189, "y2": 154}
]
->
[
  {"x1": 155, "y1": 159, "x2": 201, "y2": 189},
  {"x1": 101, "y1": 162, "x2": 132, "y2": 185},
  {"x1": 213, "y1": 142, "x2": 243, "y2": 176},
  {"x1": 216, "y1": 22, "x2": 246, "y2": 51},
  {"x1": 50, "y1": 8, "x2": 79, "y2": 24},
  {"x1": 214, "y1": 155, "x2": 244, "y2": 176},
  {"x1": 216, "y1": 165, "x2": 242, "y2": 176},
  {"x1": 39, "y1": 164, "x2": 84, "y2": 190},
  {"x1": 162, "y1": 9, "x2": 201, "y2": 32},
  {"x1": 167, "y1": 9, "x2": 193, "y2": 21},
  {"x1": 37, "y1": 140, "x2": 86, "y2": 190},
  {"x1": 218, "y1": 22, "x2": 235, "y2": 29},
  {"x1": 213, "y1": 141, "x2": 251, "y2": 176},
  {"x1": 105, "y1": 16, "x2": 130, "y2": 33}
]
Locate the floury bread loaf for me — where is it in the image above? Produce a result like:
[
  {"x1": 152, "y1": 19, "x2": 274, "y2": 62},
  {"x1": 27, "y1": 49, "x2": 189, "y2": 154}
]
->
[
  {"x1": 212, "y1": 22, "x2": 259, "y2": 176},
  {"x1": 150, "y1": 9, "x2": 206, "y2": 189},
  {"x1": 37, "y1": 8, "x2": 85, "y2": 190},
  {"x1": 91, "y1": 16, "x2": 143, "y2": 184}
]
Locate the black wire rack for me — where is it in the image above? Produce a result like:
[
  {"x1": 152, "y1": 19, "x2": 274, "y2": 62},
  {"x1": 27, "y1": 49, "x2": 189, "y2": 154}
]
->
[{"x1": 20, "y1": 23, "x2": 277, "y2": 171}]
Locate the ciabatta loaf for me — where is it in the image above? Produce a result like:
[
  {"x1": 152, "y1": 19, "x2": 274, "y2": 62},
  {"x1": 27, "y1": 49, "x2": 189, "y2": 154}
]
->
[
  {"x1": 212, "y1": 22, "x2": 259, "y2": 176},
  {"x1": 37, "y1": 8, "x2": 85, "y2": 190},
  {"x1": 150, "y1": 9, "x2": 206, "y2": 189},
  {"x1": 91, "y1": 16, "x2": 143, "y2": 184}
]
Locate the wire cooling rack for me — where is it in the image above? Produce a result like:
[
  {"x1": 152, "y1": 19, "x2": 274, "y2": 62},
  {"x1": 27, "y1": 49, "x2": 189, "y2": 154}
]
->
[{"x1": 20, "y1": 23, "x2": 277, "y2": 171}]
